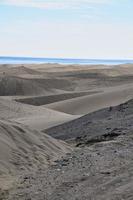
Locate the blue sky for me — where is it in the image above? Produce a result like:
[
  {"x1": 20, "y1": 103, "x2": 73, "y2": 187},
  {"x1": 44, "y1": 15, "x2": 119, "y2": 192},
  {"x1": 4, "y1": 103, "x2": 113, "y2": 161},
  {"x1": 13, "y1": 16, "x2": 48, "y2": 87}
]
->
[{"x1": 0, "y1": 0, "x2": 133, "y2": 59}]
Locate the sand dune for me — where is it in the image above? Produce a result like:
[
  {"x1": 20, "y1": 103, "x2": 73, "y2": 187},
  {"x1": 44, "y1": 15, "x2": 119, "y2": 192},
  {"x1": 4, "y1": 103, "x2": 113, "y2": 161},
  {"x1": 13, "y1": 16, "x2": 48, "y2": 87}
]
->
[
  {"x1": 16, "y1": 91, "x2": 99, "y2": 106},
  {"x1": 0, "y1": 74, "x2": 76, "y2": 96},
  {"x1": 15, "y1": 107, "x2": 79, "y2": 130},
  {"x1": 99, "y1": 64, "x2": 133, "y2": 77},
  {"x1": 2, "y1": 63, "x2": 133, "y2": 77},
  {"x1": 0, "y1": 76, "x2": 69, "y2": 97},
  {"x1": 0, "y1": 119, "x2": 71, "y2": 175},
  {"x1": 0, "y1": 65, "x2": 40, "y2": 76},
  {"x1": 28, "y1": 63, "x2": 133, "y2": 77},
  {"x1": 0, "y1": 98, "x2": 78, "y2": 130},
  {"x1": 46, "y1": 83, "x2": 133, "y2": 115},
  {"x1": 46, "y1": 98, "x2": 133, "y2": 141},
  {"x1": 10, "y1": 97, "x2": 133, "y2": 200},
  {"x1": 32, "y1": 77, "x2": 75, "y2": 92},
  {"x1": 28, "y1": 63, "x2": 110, "y2": 72},
  {"x1": 0, "y1": 76, "x2": 49, "y2": 96},
  {"x1": 1, "y1": 63, "x2": 133, "y2": 199}
]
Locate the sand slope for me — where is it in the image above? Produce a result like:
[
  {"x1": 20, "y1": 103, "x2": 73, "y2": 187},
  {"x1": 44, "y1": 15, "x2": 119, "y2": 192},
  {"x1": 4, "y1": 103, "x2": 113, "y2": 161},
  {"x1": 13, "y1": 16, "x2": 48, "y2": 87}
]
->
[
  {"x1": 0, "y1": 119, "x2": 72, "y2": 175},
  {"x1": 0, "y1": 76, "x2": 48, "y2": 96},
  {"x1": 1, "y1": 63, "x2": 133, "y2": 199},
  {"x1": 16, "y1": 91, "x2": 98, "y2": 106},
  {"x1": 15, "y1": 107, "x2": 79, "y2": 131},
  {"x1": 46, "y1": 83, "x2": 133, "y2": 115},
  {"x1": 0, "y1": 65, "x2": 40, "y2": 76},
  {"x1": 0, "y1": 75, "x2": 76, "y2": 96},
  {"x1": 46, "y1": 98, "x2": 133, "y2": 141},
  {"x1": 9, "y1": 97, "x2": 133, "y2": 199},
  {"x1": 0, "y1": 98, "x2": 78, "y2": 130}
]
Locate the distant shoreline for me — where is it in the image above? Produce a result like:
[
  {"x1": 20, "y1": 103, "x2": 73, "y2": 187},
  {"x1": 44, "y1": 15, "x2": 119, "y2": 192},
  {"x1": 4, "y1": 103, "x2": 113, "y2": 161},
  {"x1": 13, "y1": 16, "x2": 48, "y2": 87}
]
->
[{"x1": 0, "y1": 56, "x2": 133, "y2": 65}]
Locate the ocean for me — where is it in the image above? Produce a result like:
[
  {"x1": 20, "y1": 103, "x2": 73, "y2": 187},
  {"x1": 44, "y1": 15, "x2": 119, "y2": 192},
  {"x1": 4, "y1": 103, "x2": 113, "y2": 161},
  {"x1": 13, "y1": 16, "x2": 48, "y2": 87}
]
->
[{"x1": 0, "y1": 56, "x2": 133, "y2": 65}]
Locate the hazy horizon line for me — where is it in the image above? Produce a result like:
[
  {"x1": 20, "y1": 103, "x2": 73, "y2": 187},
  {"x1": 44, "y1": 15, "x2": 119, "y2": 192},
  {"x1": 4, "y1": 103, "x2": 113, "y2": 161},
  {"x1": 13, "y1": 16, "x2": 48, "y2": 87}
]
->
[{"x1": 0, "y1": 56, "x2": 133, "y2": 61}]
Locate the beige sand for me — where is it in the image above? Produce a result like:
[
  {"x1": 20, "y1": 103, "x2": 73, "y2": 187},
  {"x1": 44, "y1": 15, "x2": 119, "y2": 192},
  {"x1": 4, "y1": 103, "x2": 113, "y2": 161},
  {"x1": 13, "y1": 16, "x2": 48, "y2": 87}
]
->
[
  {"x1": 0, "y1": 119, "x2": 72, "y2": 175},
  {"x1": 1, "y1": 63, "x2": 133, "y2": 199},
  {"x1": 45, "y1": 83, "x2": 133, "y2": 114},
  {"x1": 0, "y1": 98, "x2": 78, "y2": 130}
]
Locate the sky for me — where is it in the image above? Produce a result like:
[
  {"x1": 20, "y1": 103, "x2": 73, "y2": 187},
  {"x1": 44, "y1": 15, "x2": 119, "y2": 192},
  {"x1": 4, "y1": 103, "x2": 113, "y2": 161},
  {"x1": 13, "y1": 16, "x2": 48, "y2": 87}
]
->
[{"x1": 0, "y1": 0, "x2": 133, "y2": 59}]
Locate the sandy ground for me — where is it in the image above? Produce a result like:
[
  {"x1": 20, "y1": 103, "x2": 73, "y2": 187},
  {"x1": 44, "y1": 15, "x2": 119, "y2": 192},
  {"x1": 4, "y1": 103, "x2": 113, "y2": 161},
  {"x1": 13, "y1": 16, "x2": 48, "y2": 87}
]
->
[
  {"x1": 8, "y1": 132, "x2": 133, "y2": 200},
  {"x1": 1, "y1": 63, "x2": 133, "y2": 199},
  {"x1": 45, "y1": 83, "x2": 133, "y2": 114}
]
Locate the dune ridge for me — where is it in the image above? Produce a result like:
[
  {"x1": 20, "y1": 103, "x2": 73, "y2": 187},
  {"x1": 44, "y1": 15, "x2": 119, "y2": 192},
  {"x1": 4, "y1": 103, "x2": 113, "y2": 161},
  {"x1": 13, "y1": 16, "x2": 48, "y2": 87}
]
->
[{"x1": 1, "y1": 63, "x2": 133, "y2": 199}]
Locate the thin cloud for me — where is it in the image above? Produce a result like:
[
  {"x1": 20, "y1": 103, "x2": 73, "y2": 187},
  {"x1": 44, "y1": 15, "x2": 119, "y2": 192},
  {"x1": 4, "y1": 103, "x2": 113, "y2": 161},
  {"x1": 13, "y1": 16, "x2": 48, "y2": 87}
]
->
[{"x1": 0, "y1": 0, "x2": 112, "y2": 10}]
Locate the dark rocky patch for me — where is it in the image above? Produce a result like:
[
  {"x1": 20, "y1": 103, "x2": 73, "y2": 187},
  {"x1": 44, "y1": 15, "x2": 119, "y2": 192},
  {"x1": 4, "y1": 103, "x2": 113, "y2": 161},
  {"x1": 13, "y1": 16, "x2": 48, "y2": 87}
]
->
[{"x1": 46, "y1": 99, "x2": 133, "y2": 143}]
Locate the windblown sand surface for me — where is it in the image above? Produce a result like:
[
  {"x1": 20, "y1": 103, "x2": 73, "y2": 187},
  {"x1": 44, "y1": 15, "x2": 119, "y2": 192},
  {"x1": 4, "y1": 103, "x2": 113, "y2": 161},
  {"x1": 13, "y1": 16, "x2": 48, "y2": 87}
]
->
[
  {"x1": 0, "y1": 119, "x2": 71, "y2": 174},
  {"x1": 46, "y1": 83, "x2": 133, "y2": 114},
  {"x1": 1, "y1": 63, "x2": 133, "y2": 199},
  {"x1": 0, "y1": 98, "x2": 77, "y2": 130}
]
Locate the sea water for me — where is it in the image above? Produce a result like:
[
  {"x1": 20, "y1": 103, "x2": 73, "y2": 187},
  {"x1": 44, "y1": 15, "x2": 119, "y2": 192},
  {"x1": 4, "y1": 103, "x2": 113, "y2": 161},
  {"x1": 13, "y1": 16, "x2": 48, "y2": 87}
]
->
[{"x1": 0, "y1": 56, "x2": 133, "y2": 65}]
